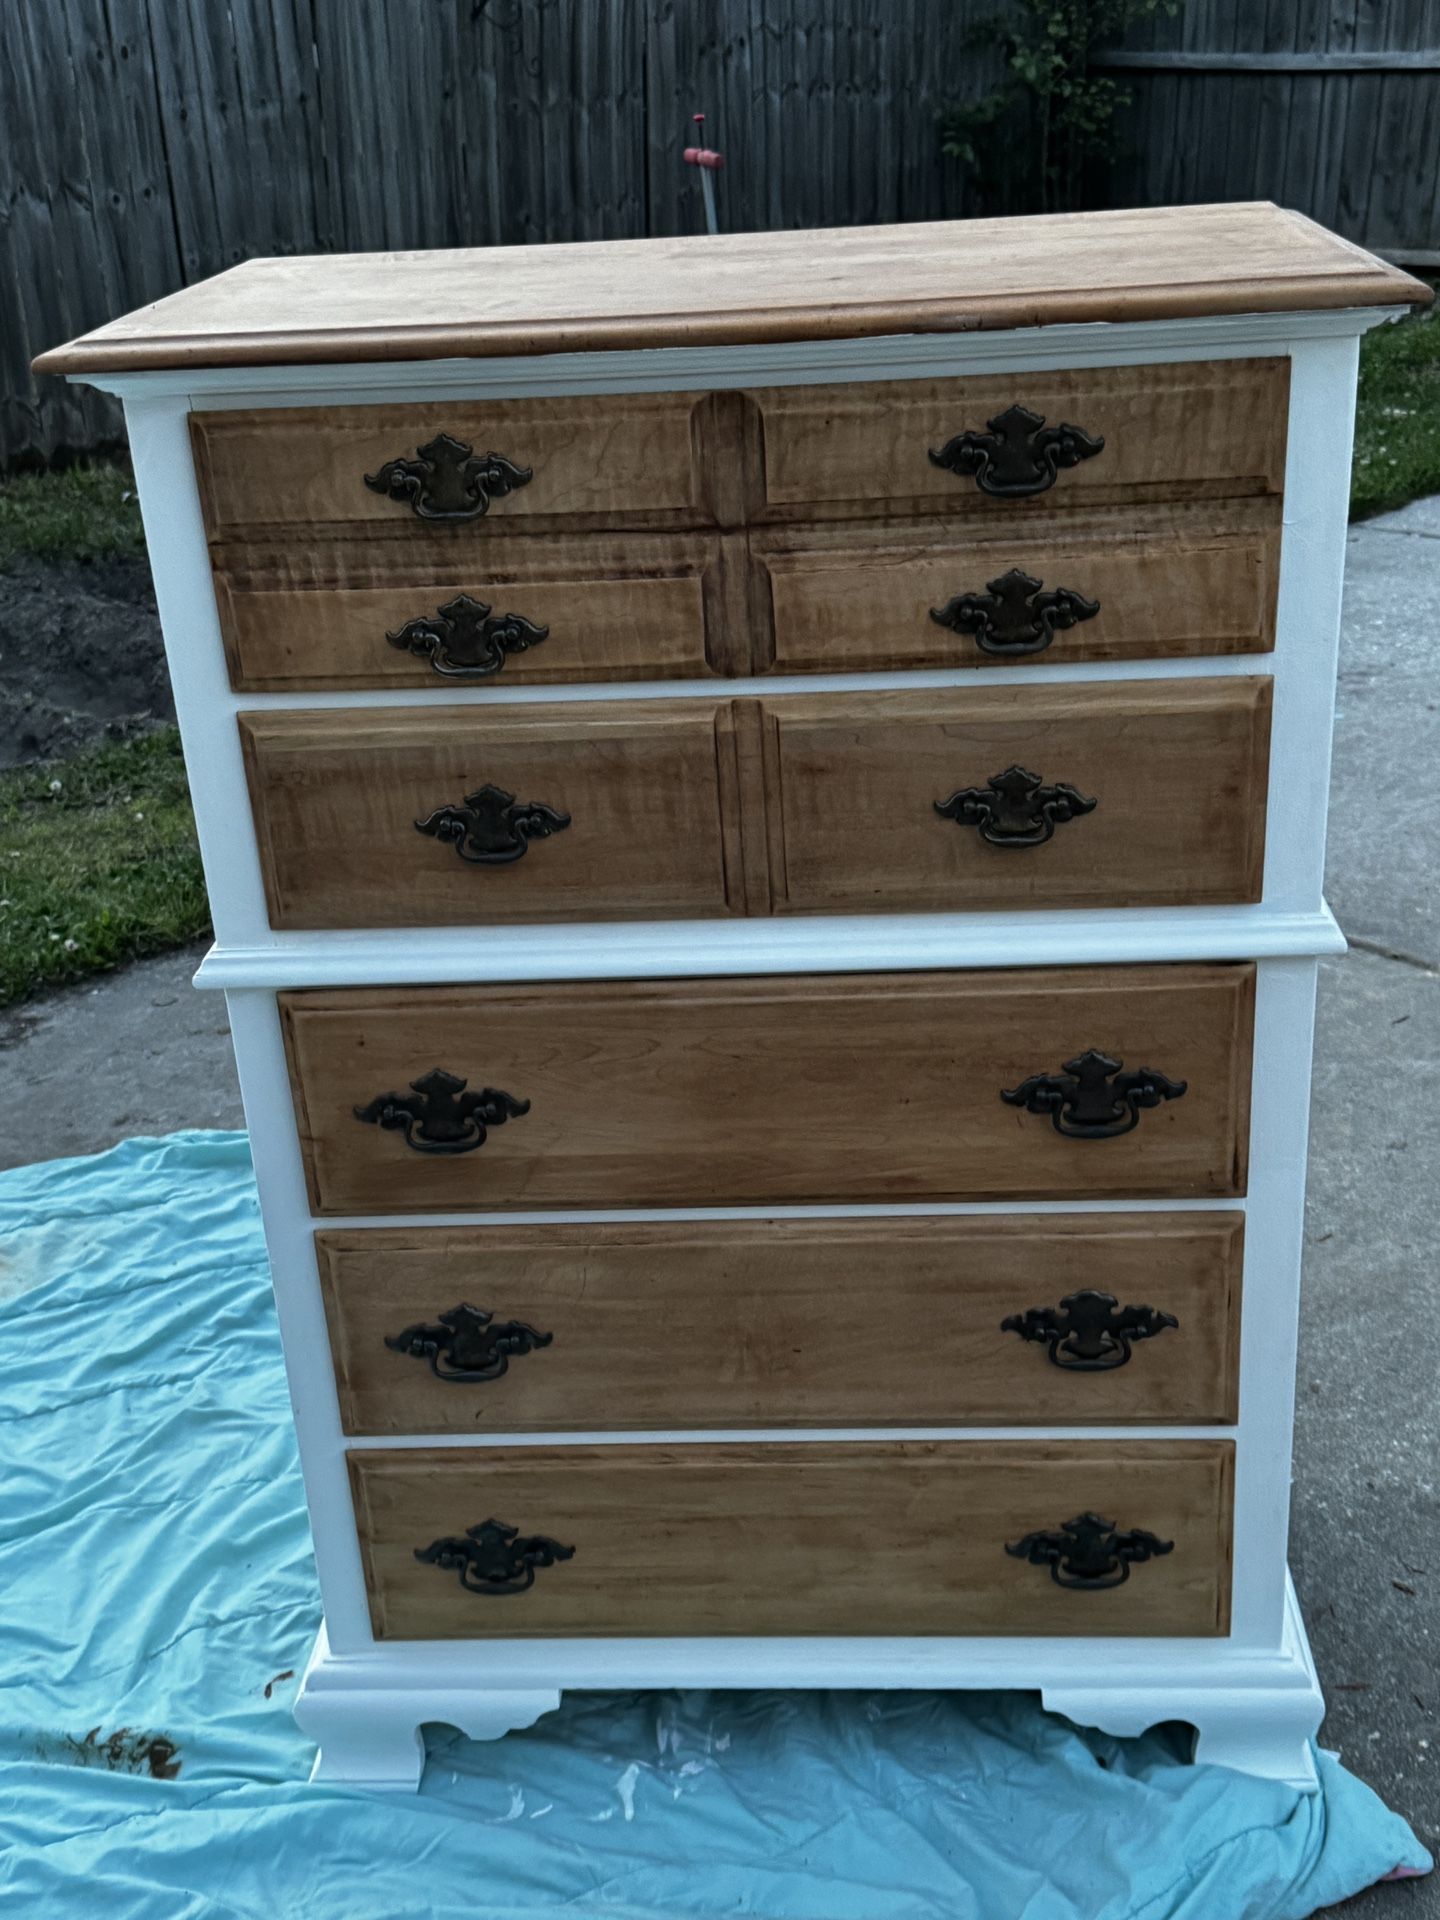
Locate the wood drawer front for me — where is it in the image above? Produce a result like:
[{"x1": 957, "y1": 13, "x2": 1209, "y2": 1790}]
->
[
  {"x1": 756, "y1": 501, "x2": 1280, "y2": 673},
  {"x1": 752, "y1": 360, "x2": 1289, "y2": 517},
  {"x1": 215, "y1": 532, "x2": 728, "y2": 691},
  {"x1": 281, "y1": 964, "x2": 1254, "y2": 1215},
  {"x1": 350, "y1": 1440, "x2": 1234, "y2": 1639},
  {"x1": 241, "y1": 700, "x2": 740, "y2": 930},
  {"x1": 191, "y1": 395, "x2": 706, "y2": 537},
  {"x1": 320, "y1": 1214, "x2": 1243, "y2": 1435},
  {"x1": 761, "y1": 679, "x2": 1271, "y2": 916}
]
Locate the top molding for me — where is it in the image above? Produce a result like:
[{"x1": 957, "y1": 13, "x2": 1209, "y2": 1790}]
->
[{"x1": 34, "y1": 201, "x2": 1429, "y2": 380}]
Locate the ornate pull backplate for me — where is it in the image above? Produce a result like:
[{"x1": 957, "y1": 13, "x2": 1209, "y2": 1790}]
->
[
  {"x1": 1006, "y1": 1512, "x2": 1173, "y2": 1589},
  {"x1": 415, "y1": 782, "x2": 571, "y2": 866},
  {"x1": 386, "y1": 1302, "x2": 553, "y2": 1383},
  {"x1": 929, "y1": 405, "x2": 1104, "y2": 498},
  {"x1": 387, "y1": 594, "x2": 549, "y2": 677},
  {"x1": 353, "y1": 1068, "x2": 529, "y2": 1154},
  {"x1": 935, "y1": 765, "x2": 1096, "y2": 847},
  {"x1": 1001, "y1": 1290, "x2": 1178, "y2": 1370},
  {"x1": 930, "y1": 568, "x2": 1100, "y2": 658},
  {"x1": 1002, "y1": 1050, "x2": 1186, "y2": 1139},
  {"x1": 415, "y1": 1517, "x2": 574, "y2": 1595},
  {"x1": 364, "y1": 432, "x2": 533, "y2": 521}
]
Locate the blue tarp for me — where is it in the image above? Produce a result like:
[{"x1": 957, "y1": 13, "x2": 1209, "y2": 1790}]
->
[{"x1": 0, "y1": 1131, "x2": 1428, "y2": 1918}]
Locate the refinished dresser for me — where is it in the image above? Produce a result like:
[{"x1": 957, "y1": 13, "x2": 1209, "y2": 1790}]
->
[{"x1": 38, "y1": 203, "x2": 1428, "y2": 1791}]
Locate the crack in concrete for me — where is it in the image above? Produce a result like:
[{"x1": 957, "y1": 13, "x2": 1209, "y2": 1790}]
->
[{"x1": 1345, "y1": 934, "x2": 1440, "y2": 976}]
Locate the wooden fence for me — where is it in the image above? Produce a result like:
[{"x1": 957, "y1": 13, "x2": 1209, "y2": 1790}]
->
[{"x1": 3, "y1": 0, "x2": 1437, "y2": 467}]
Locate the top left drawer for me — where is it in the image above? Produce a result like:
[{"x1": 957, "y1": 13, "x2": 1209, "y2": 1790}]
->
[{"x1": 190, "y1": 396, "x2": 711, "y2": 538}]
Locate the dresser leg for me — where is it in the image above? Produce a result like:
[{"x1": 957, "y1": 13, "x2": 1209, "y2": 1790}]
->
[
  {"x1": 294, "y1": 1630, "x2": 563, "y2": 1791},
  {"x1": 1040, "y1": 1682, "x2": 1321, "y2": 1792},
  {"x1": 300, "y1": 1687, "x2": 565, "y2": 1791}
]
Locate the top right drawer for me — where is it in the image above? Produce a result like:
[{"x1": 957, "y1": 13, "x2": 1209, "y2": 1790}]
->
[{"x1": 752, "y1": 359, "x2": 1289, "y2": 517}]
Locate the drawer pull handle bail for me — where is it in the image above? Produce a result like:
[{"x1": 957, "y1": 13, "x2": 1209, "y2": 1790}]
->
[
  {"x1": 415, "y1": 1518, "x2": 574, "y2": 1596},
  {"x1": 416, "y1": 782, "x2": 571, "y2": 866},
  {"x1": 1002, "y1": 1290, "x2": 1177, "y2": 1370},
  {"x1": 364, "y1": 432, "x2": 533, "y2": 521},
  {"x1": 930, "y1": 567, "x2": 1099, "y2": 657},
  {"x1": 1006, "y1": 1513, "x2": 1173, "y2": 1590},
  {"x1": 936, "y1": 765, "x2": 1095, "y2": 848},
  {"x1": 929, "y1": 405, "x2": 1104, "y2": 498},
  {"x1": 387, "y1": 593, "x2": 549, "y2": 677},
  {"x1": 386, "y1": 1302, "x2": 553, "y2": 1384},
  {"x1": 1002, "y1": 1050, "x2": 1186, "y2": 1138},
  {"x1": 354, "y1": 1068, "x2": 529, "y2": 1155}
]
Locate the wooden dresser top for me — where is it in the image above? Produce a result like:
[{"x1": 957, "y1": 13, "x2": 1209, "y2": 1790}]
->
[{"x1": 36, "y1": 202, "x2": 1426, "y2": 378}]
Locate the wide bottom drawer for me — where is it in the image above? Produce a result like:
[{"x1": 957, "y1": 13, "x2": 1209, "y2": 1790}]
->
[{"x1": 350, "y1": 1440, "x2": 1234, "y2": 1640}]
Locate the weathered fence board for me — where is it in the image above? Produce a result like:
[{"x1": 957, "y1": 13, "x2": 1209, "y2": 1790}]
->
[{"x1": 2, "y1": 0, "x2": 1437, "y2": 466}]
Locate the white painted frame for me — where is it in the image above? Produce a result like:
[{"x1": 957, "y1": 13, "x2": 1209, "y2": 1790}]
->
[{"x1": 101, "y1": 305, "x2": 1385, "y2": 1793}]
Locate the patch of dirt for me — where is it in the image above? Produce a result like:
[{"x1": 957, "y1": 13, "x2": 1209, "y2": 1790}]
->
[
  {"x1": 0, "y1": 556, "x2": 170, "y2": 767},
  {"x1": 53, "y1": 1725, "x2": 182, "y2": 1779}
]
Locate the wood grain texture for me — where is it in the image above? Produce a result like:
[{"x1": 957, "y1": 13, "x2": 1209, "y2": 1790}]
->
[
  {"x1": 214, "y1": 530, "x2": 736, "y2": 689},
  {"x1": 759, "y1": 678, "x2": 1272, "y2": 915},
  {"x1": 240, "y1": 678, "x2": 1269, "y2": 927},
  {"x1": 318, "y1": 1213, "x2": 1244, "y2": 1434},
  {"x1": 214, "y1": 500, "x2": 1280, "y2": 691},
  {"x1": 751, "y1": 360, "x2": 1290, "y2": 515},
  {"x1": 754, "y1": 499, "x2": 1281, "y2": 672},
  {"x1": 190, "y1": 394, "x2": 708, "y2": 537},
  {"x1": 349, "y1": 1439, "x2": 1235, "y2": 1639},
  {"x1": 280, "y1": 964, "x2": 1255, "y2": 1214},
  {"x1": 240, "y1": 700, "x2": 742, "y2": 929},
  {"x1": 36, "y1": 202, "x2": 1425, "y2": 376}
]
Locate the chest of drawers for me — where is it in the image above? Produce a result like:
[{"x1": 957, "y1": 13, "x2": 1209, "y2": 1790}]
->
[{"x1": 39, "y1": 203, "x2": 1426, "y2": 1793}]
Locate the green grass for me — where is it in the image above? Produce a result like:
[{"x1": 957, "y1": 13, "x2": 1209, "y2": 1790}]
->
[
  {"x1": 0, "y1": 460, "x2": 146, "y2": 567},
  {"x1": 1352, "y1": 296, "x2": 1440, "y2": 520},
  {"x1": 0, "y1": 730, "x2": 208, "y2": 1007}
]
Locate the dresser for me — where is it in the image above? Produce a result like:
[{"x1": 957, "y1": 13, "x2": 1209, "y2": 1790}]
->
[{"x1": 38, "y1": 203, "x2": 1427, "y2": 1793}]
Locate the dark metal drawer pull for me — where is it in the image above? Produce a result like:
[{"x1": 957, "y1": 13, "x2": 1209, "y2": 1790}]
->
[
  {"x1": 416, "y1": 782, "x2": 570, "y2": 866},
  {"x1": 415, "y1": 1518, "x2": 574, "y2": 1596},
  {"x1": 1006, "y1": 1513, "x2": 1173, "y2": 1590},
  {"x1": 354, "y1": 1068, "x2": 529, "y2": 1154},
  {"x1": 1001, "y1": 1290, "x2": 1178, "y2": 1370},
  {"x1": 929, "y1": 404, "x2": 1104, "y2": 498},
  {"x1": 1002, "y1": 1050, "x2": 1186, "y2": 1138},
  {"x1": 936, "y1": 765, "x2": 1095, "y2": 847},
  {"x1": 387, "y1": 593, "x2": 549, "y2": 677},
  {"x1": 930, "y1": 567, "x2": 1100, "y2": 657},
  {"x1": 364, "y1": 432, "x2": 533, "y2": 521},
  {"x1": 386, "y1": 1302, "x2": 553, "y2": 1383}
]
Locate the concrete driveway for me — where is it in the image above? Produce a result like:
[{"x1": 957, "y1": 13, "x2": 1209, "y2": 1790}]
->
[{"x1": 0, "y1": 501, "x2": 1436, "y2": 1901}]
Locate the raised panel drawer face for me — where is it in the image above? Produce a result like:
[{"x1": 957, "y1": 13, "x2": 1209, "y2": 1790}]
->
[
  {"x1": 214, "y1": 507, "x2": 1278, "y2": 692},
  {"x1": 756, "y1": 501, "x2": 1280, "y2": 673},
  {"x1": 280, "y1": 964, "x2": 1254, "y2": 1214},
  {"x1": 752, "y1": 359, "x2": 1289, "y2": 516},
  {"x1": 319, "y1": 1213, "x2": 1244, "y2": 1435},
  {"x1": 240, "y1": 700, "x2": 741, "y2": 929},
  {"x1": 350, "y1": 1439, "x2": 1235, "y2": 1639},
  {"x1": 761, "y1": 678, "x2": 1272, "y2": 916},
  {"x1": 191, "y1": 394, "x2": 707, "y2": 537},
  {"x1": 214, "y1": 532, "x2": 726, "y2": 691}
]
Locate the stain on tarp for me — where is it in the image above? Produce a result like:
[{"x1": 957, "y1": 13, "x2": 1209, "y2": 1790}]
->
[
  {"x1": 51, "y1": 1726, "x2": 181, "y2": 1779},
  {"x1": 264, "y1": 1669, "x2": 295, "y2": 1700}
]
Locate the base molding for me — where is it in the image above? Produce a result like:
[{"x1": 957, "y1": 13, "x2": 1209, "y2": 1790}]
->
[
  {"x1": 296, "y1": 1647, "x2": 562, "y2": 1790},
  {"x1": 294, "y1": 1574, "x2": 1323, "y2": 1795}
]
